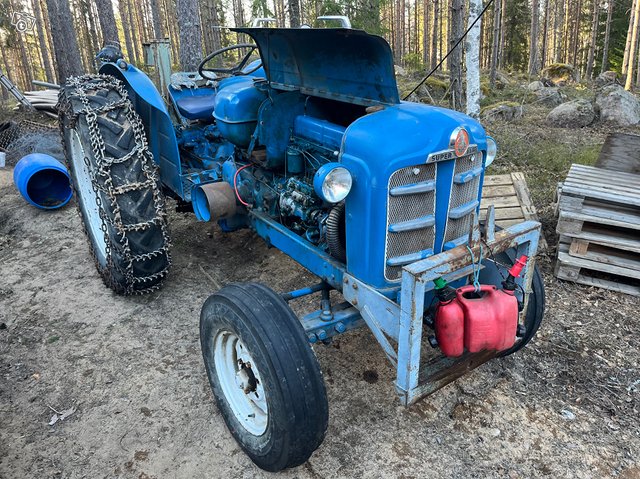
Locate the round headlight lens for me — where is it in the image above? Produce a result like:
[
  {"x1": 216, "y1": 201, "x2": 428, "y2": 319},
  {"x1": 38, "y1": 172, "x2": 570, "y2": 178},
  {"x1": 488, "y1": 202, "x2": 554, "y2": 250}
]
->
[
  {"x1": 314, "y1": 164, "x2": 353, "y2": 203},
  {"x1": 486, "y1": 137, "x2": 497, "y2": 167}
]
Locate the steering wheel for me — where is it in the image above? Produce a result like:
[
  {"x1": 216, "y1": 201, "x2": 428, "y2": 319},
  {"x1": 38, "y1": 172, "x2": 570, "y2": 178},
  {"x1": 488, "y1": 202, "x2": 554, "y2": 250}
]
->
[{"x1": 198, "y1": 44, "x2": 262, "y2": 81}]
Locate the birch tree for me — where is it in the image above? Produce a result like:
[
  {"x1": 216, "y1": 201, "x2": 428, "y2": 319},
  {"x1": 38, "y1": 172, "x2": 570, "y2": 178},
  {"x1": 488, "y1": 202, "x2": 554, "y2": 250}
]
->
[{"x1": 466, "y1": 0, "x2": 482, "y2": 118}]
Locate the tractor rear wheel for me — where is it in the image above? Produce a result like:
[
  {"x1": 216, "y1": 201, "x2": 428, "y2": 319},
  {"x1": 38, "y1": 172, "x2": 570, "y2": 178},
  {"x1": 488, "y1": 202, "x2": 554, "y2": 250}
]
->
[
  {"x1": 58, "y1": 75, "x2": 171, "y2": 295},
  {"x1": 200, "y1": 282, "x2": 328, "y2": 472}
]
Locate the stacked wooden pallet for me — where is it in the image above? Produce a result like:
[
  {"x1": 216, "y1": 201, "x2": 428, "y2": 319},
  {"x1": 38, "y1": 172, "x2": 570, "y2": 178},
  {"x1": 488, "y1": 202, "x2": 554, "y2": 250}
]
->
[{"x1": 555, "y1": 164, "x2": 640, "y2": 296}]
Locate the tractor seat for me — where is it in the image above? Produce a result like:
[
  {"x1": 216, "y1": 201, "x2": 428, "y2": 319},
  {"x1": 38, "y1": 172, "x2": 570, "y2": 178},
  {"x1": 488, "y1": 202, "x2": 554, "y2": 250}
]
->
[{"x1": 175, "y1": 94, "x2": 217, "y2": 121}]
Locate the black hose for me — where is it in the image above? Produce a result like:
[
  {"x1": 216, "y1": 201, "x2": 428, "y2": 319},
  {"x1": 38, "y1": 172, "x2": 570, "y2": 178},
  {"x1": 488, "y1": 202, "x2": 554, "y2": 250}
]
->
[{"x1": 326, "y1": 203, "x2": 347, "y2": 263}]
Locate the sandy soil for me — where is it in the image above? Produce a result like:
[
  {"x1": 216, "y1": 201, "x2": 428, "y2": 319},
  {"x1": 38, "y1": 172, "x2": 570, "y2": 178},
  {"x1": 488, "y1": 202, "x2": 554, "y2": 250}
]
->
[{"x1": 1, "y1": 165, "x2": 639, "y2": 479}]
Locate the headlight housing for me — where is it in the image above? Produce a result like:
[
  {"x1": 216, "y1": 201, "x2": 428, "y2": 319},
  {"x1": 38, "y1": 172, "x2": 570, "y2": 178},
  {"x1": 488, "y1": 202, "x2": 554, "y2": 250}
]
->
[
  {"x1": 485, "y1": 137, "x2": 497, "y2": 167},
  {"x1": 313, "y1": 163, "x2": 353, "y2": 203}
]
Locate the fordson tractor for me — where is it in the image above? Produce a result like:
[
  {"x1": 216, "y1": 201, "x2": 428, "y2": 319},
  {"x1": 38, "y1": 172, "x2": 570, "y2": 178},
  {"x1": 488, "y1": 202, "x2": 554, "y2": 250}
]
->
[{"x1": 58, "y1": 25, "x2": 544, "y2": 472}]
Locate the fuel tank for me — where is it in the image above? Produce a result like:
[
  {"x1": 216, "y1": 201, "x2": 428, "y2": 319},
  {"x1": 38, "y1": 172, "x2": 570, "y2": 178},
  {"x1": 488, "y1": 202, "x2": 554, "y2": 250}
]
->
[
  {"x1": 213, "y1": 77, "x2": 268, "y2": 147},
  {"x1": 340, "y1": 102, "x2": 488, "y2": 289}
]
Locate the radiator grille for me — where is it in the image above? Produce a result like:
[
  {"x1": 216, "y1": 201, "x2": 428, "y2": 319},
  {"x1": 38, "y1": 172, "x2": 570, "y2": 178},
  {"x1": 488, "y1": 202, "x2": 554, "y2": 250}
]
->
[
  {"x1": 443, "y1": 153, "x2": 482, "y2": 247},
  {"x1": 385, "y1": 163, "x2": 436, "y2": 281}
]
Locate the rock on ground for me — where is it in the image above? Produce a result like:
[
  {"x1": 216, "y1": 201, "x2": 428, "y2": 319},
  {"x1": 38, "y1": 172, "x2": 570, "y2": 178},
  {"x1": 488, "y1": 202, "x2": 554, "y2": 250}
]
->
[
  {"x1": 547, "y1": 99, "x2": 596, "y2": 128},
  {"x1": 527, "y1": 81, "x2": 545, "y2": 92},
  {"x1": 534, "y1": 87, "x2": 565, "y2": 107},
  {"x1": 481, "y1": 103, "x2": 524, "y2": 122},
  {"x1": 596, "y1": 84, "x2": 640, "y2": 126},
  {"x1": 541, "y1": 63, "x2": 577, "y2": 85},
  {"x1": 595, "y1": 71, "x2": 620, "y2": 88}
]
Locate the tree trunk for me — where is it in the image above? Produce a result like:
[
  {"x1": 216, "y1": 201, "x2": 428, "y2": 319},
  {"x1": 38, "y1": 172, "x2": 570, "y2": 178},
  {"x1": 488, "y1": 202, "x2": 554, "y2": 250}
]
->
[
  {"x1": 150, "y1": 0, "x2": 166, "y2": 38},
  {"x1": 600, "y1": 0, "x2": 613, "y2": 73},
  {"x1": 449, "y1": 0, "x2": 464, "y2": 111},
  {"x1": 586, "y1": 0, "x2": 599, "y2": 79},
  {"x1": 540, "y1": 0, "x2": 550, "y2": 69},
  {"x1": 529, "y1": 0, "x2": 540, "y2": 76},
  {"x1": 176, "y1": 0, "x2": 202, "y2": 71},
  {"x1": 422, "y1": 0, "x2": 430, "y2": 65},
  {"x1": 489, "y1": 0, "x2": 501, "y2": 87},
  {"x1": 289, "y1": 0, "x2": 301, "y2": 27},
  {"x1": 95, "y1": 0, "x2": 119, "y2": 44},
  {"x1": 118, "y1": 0, "x2": 136, "y2": 62},
  {"x1": 46, "y1": 0, "x2": 84, "y2": 81},
  {"x1": 466, "y1": 0, "x2": 481, "y2": 118},
  {"x1": 623, "y1": 0, "x2": 637, "y2": 74},
  {"x1": 33, "y1": 0, "x2": 55, "y2": 83},
  {"x1": 626, "y1": 0, "x2": 640, "y2": 90},
  {"x1": 431, "y1": 0, "x2": 439, "y2": 69}
]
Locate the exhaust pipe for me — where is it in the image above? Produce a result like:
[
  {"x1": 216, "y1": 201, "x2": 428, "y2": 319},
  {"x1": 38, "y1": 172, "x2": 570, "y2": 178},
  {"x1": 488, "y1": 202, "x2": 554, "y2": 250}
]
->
[
  {"x1": 13, "y1": 153, "x2": 72, "y2": 209},
  {"x1": 192, "y1": 182, "x2": 238, "y2": 222}
]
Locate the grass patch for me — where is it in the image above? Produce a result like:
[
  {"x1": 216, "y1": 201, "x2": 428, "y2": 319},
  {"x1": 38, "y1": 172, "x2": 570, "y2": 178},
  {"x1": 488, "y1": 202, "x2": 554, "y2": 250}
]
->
[{"x1": 488, "y1": 135, "x2": 601, "y2": 207}]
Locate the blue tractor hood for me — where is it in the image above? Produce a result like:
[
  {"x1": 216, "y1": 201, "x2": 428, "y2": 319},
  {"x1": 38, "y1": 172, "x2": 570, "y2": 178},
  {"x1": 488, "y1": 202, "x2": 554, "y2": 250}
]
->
[{"x1": 233, "y1": 27, "x2": 400, "y2": 107}]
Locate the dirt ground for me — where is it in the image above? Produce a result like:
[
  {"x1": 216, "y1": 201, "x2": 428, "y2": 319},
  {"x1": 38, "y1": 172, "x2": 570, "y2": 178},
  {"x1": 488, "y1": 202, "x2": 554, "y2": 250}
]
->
[{"x1": 0, "y1": 159, "x2": 639, "y2": 479}]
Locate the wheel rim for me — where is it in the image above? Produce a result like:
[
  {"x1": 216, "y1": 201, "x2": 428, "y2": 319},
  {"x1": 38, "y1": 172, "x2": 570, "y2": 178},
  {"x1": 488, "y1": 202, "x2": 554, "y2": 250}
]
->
[
  {"x1": 213, "y1": 330, "x2": 268, "y2": 435},
  {"x1": 68, "y1": 129, "x2": 108, "y2": 265}
]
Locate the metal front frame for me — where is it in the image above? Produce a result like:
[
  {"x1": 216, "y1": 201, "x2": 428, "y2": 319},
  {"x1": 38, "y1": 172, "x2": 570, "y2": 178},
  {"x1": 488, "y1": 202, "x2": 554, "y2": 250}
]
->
[{"x1": 253, "y1": 207, "x2": 541, "y2": 407}]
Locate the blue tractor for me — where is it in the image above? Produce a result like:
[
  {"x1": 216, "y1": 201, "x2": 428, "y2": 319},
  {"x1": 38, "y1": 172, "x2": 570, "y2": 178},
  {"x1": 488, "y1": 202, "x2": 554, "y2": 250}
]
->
[{"x1": 58, "y1": 25, "x2": 544, "y2": 472}]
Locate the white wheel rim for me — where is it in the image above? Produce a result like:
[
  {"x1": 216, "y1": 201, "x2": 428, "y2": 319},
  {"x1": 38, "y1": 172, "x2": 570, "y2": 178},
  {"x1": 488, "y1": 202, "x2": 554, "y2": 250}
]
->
[
  {"x1": 213, "y1": 330, "x2": 268, "y2": 435},
  {"x1": 69, "y1": 129, "x2": 108, "y2": 265}
]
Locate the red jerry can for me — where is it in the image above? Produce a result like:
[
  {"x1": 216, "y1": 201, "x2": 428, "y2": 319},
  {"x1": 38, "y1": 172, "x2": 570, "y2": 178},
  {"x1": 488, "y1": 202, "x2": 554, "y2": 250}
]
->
[
  {"x1": 434, "y1": 298, "x2": 465, "y2": 357},
  {"x1": 456, "y1": 285, "x2": 519, "y2": 353}
]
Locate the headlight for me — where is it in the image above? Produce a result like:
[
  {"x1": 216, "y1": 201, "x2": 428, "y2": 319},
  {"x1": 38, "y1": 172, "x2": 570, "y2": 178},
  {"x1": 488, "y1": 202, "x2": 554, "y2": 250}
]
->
[
  {"x1": 485, "y1": 137, "x2": 497, "y2": 167},
  {"x1": 313, "y1": 163, "x2": 353, "y2": 203}
]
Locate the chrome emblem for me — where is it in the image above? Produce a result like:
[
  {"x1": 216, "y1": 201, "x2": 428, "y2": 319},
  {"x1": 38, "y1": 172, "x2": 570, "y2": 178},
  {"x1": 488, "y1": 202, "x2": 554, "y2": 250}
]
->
[{"x1": 449, "y1": 127, "x2": 470, "y2": 158}]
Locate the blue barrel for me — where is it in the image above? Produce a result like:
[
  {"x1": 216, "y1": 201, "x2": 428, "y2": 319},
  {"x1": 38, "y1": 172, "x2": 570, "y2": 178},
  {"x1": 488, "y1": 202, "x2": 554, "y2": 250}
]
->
[{"x1": 13, "y1": 153, "x2": 73, "y2": 209}]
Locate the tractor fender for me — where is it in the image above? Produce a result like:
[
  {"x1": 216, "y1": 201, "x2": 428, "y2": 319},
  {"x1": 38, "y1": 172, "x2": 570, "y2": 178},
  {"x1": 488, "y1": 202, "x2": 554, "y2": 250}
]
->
[{"x1": 99, "y1": 62, "x2": 184, "y2": 198}]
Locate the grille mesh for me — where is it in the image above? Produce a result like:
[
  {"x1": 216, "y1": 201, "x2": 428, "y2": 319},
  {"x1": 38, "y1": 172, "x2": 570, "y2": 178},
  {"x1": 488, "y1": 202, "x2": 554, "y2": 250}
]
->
[
  {"x1": 444, "y1": 154, "x2": 482, "y2": 246},
  {"x1": 385, "y1": 164, "x2": 436, "y2": 281}
]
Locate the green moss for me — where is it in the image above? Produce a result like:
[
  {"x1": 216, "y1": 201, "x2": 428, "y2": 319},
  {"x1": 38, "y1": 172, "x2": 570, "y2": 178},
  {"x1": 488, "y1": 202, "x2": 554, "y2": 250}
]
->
[
  {"x1": 480, "y1": 101, "x2": 521, "y2": 114},
  {"x1": 425, "y1": 77, "x2": 448, "y2": 90},
  {"x1": 542, "y1": 63, "x2": 576, "y2": 82}
]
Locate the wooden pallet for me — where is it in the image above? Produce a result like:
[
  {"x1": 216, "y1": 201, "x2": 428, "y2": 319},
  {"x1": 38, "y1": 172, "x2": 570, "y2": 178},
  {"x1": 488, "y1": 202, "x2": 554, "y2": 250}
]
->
[
  {"x1": 555, "y1": 243, "x2": 640, "y2": 296},
  {"x1": 555, "y1": 164, "x2": 640, "y2": 295},
  {"x1": 480, "y1": 172, "x2": 546, "y2": 249}
]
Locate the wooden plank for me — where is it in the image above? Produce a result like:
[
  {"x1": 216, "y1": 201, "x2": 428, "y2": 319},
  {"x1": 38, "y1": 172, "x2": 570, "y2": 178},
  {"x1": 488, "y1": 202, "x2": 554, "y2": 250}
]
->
[
  {"x1": 554, "y1": 260, "x2": 640, "y2": 297},
  {"x1": 479, "y1": 206, "x2": 525, "y2": 220},
  {"x1": 566, "y1": 239, "x2": 640, "y2": 271},
  {"x1": 480, "y1": 195, "x2": 521, "y2": 209},
  {"x1": 595, "y1": 133, "x2": 640, "y2": 175},
  {"x1": 482, "y1": 174, "x2": 513, "y2": 186},
  {"x1": 511, "y1": 172, "x2": 538, "y2": 219},
  {"x1": 571, "y1": 163, "x2": 640, "y2": 184},
  {"x1": 481, "y1": 184, "x2": 517, "y2": 198},
  {"x1": 560, "y1": 184, "x2": 640, "y2": 207},
  {"x1": 568, "y1": 168, "x2": 640, "y2": 190},
  {"x1": 559, "y1": 209, "x2": 640, "y2": 232},
  {"x1": 557, "y1": 220, "x2": 640, "y2": 253},
  {"x1": 563, "y1": 178, "x2": 640, "y2": 197},
  {"x1": 558, "y1": 244, "x2": 640, "y2": 279}
]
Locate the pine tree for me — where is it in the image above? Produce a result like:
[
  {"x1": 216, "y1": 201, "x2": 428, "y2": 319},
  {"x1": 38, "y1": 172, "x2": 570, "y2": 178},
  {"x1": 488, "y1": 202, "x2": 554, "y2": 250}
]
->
[
  {"x1": 176, "y1": 0, "x2": 202, "y2": 71},
  {"x1": 46, "y1": 0, "x2": 84, "y2": 80},
  {"x1": 95, "y1": 0, "x2": 119, "y2": 44}
]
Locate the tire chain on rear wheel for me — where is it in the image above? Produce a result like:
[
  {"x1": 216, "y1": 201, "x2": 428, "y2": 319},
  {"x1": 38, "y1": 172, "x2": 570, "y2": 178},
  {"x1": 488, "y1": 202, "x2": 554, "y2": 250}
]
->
[{"x1": 57, "y1": 74, "x2": 171, "y2": 295}]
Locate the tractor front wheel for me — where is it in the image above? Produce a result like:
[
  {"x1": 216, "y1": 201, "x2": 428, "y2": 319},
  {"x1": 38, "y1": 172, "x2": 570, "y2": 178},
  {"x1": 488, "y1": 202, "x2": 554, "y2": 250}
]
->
[
  {"x1": 200, "y1": 282, "x2": 328, "y2": 472},
  {"x1": 58, "y1": 75, "x2": 171, "y2": 295}
]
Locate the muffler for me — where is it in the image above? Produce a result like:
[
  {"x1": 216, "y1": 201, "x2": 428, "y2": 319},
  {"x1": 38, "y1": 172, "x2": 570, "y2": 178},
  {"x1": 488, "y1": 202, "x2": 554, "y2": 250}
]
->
[{"x1": 192, "y1": 182, "x2": 238, "y2": 221}]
